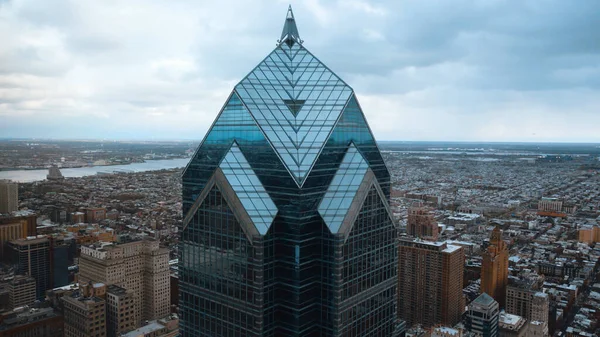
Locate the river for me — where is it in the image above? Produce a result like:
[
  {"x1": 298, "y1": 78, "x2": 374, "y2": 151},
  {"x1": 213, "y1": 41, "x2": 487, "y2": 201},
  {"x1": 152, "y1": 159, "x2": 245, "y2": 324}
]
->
[{"x1": 0, "y1": 158, "x2": 192, "y2": 183}]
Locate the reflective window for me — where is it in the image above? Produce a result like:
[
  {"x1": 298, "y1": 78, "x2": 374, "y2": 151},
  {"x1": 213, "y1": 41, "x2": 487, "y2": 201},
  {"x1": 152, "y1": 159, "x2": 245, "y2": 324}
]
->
[
  {"x1": 318, "y1": 144, "x2": 368, "y2": 233},
  {"x1": 236, "y1": 44, "x2": 353, "y2": 185},
  {"x1": 220, "y1": 143, "x2": 278, "y2": 234}
]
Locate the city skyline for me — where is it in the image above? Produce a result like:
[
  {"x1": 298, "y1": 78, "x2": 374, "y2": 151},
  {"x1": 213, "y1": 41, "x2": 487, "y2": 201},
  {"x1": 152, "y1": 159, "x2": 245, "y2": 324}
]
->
[{"x1": 1, "y1": 1, "x2": 599, "y2": 142}]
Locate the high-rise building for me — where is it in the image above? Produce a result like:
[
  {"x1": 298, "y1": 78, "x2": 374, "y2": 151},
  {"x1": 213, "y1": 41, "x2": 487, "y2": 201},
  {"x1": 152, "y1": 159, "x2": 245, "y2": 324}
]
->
[
  {"x1": 8, "y1": 237, "x2": 51, "y2": 299},
  {"x1": 78, "y1": 238, "x2": 170, "y2": 328},
  {"x1": 466, "y1": 293, "x2": 500, "y2": 337},
  {"x1": 8, "y1": 275, "x2": 36, "y2": 309},
  {"x1": 106, "y1": 285, "x2": 136, "y2": 337},
  {"x1": 63, "y1": 291, "x2": 107, "y2": 337},
  {"x1": 0, "y1": 212, "x2": 37, "y2": 260},
  {"x1": 47, "y1": 165, "x2": 65, "y2": 181},
  {"x1": 505, "y1": 274, "x2": 549, "y2": 337},
  {"x1": 406, "y1": 203, "x2": 439, "y2": 240},
  {"x1": 398, "y1": 239, "x2": 464, "y2": 328},
  {"x1": 481, "y1": 227, "x2": 509, "y2": 307},
  {"x1": 179, "y1": 6, "x2": 398, "y2": 337},
  {"x1": 0, "y1": 180, "x2": 18, "y2": 214},
  {"x1": 0, "y1": 219, "x2": 29, "y2": 262}
]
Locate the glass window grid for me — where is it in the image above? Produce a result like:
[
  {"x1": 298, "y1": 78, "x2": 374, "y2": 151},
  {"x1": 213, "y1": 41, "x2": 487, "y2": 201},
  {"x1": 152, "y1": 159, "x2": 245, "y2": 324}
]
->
[{"x1": 181, "y1": 32, "x2": 396, "y2": 337}]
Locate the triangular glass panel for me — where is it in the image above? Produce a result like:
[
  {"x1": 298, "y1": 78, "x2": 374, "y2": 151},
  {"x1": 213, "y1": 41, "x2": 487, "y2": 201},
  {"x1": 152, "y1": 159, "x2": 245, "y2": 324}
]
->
[{"x1": 282, "y1": 99, "x2": 306, "y2": 117}]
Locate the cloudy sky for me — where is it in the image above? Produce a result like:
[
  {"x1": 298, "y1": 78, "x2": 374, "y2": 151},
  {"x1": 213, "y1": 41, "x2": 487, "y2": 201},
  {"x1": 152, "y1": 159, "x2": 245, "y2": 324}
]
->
[{"x1": 1, "y1": 0, "x2": 599, "y2": 142}]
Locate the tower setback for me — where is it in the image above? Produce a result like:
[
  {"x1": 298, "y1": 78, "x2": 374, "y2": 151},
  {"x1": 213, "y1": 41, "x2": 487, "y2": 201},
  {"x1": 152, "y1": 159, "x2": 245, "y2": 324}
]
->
[{"x1": 179, "y1": 6, "x2": 399, "y2": 337}]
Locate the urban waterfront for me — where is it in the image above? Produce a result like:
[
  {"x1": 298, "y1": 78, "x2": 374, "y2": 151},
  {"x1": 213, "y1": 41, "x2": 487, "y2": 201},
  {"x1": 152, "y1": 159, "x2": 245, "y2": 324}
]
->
[{"x1": 0, "y1": 158, "x2": 190, "y2": 182}]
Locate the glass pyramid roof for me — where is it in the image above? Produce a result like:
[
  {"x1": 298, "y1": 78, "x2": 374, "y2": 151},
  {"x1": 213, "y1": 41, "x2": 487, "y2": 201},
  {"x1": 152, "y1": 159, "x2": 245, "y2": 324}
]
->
[
  {"x1": 219, "y1": 142, "x2": 278, "y2": 234},
  {"x1": 234, "y1": 8, "x2": 353, "y2": 186},
  {"x1": 318, "y1": 143, "x2": 369, "y2": 233}
]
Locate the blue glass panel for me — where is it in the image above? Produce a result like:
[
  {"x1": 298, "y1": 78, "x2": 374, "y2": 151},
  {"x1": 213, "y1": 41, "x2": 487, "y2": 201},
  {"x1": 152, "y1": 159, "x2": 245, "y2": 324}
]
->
[
  {"x1": 317, "y1": 143, "x2": 368, "y2": 233},
  {"x1": 235, "y1": 44, "x2": 352, "y2": 185},
  {"x1": 220, "y1": 143, "x2": 278, "y2": 235}
]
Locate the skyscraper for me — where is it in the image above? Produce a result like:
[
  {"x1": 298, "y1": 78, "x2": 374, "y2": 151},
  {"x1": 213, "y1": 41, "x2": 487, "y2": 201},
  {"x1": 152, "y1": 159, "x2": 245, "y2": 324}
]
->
[
  {"x1": 466, "y1": 293, "x2": 500, "y2": 337},
  {"x1": 0, "y1": 180, "x2": 18, "y2": 214},
  {"x1": 8, "y1": 237, "x2": 51, "y2": 299},
  {"x1": 481, "y1": 226, "x2": 509, "y2": 307},
  {"x1": 180, "y1": 6, "x2": 399, "y2": 337},
  {"x1": 397, "y1": 239, "x2": 464, "y2": 328},
  {"x1": 78, "y1": 238, "x2": 170, "y2": 328}
]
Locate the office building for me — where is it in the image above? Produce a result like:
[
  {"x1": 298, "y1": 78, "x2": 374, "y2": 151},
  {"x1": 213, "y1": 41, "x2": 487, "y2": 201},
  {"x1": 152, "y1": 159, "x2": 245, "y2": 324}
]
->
[
  {"x1": 537, "y1": 198, "x2": 562, "y2": 213},
  {"x1": 78, "y1": 238, "x2": 170, "y2": 328},
  {"x1": 84, "y1": 208, "x2": 107, "y2": 223},
  {"x1": 47, "y1": 165, "x2": 64, "y2": 181},
  {"x1": 578, "y1": 225, "x2": 600, "y2": 244},
  {"x1": 398, "y1": 239, "x2": 464, "y2": 328},
  {"x1": 8, "y1": 275, "x2": 36, "y2": 309},
  {"x1": 466, "y1": 293, "x2": 499, "y2": 337},
  {"x1": 406, "y1": 203, "x2": 439, "y2": 240},
  {"x1": 63, "y1": 291, "x2": 107, "y2": 337},
  {"x1": 180, "y1": 6, "x2": 399, "y2": 337},
  {"x1": 498, "y1": 313, "x2": 528, "y2": 337},
  {"x1": 0, "y1": 306, "x2": 64, "y2": 337},
  {"x1": 0, "y1": 219, "x2": 29, "y2": 262},
  {"x1": 106, "y1": 285, "x2": 136, "y2": 337},
  {"x1": 8, "y1": 237, "x2": 50, "y2": 299},
  {"x1": 0, "y1": 180, "x2": 18, "y2": 214},
  {"x1": 481, "y1": 227, "x2": 509, "y2": 307},
  {"x1": 505, "y1": 274, "x2": 549, "y2": 337}
]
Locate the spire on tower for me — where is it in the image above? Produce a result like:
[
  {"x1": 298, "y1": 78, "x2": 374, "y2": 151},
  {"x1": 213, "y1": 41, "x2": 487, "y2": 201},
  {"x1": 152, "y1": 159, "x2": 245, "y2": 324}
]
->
[{"x1": 279, "y1": 5, "x2": 302, "y2": 46}]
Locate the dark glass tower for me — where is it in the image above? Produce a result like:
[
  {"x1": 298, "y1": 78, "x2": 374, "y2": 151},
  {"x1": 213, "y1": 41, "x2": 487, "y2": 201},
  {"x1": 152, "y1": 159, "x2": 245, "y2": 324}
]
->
[{"x1": 180, "y1": 6, "x2": 400, "y2": 337}]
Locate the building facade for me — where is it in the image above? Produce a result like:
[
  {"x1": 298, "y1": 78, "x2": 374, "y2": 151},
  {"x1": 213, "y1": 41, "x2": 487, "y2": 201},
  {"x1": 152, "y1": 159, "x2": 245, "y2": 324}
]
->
[
  {"x1": 106, "y1": 285, "x2": 136, "y2": 337},
  {"x1": 397, "y1": 239, "x2": 464, "y2": 328},
  {"x1": 466, "y1": 293, "x2": 500, "y2": 337},
  {"x1": 179, "y1": 6, "x2": 399, "y2": 337},
  {"x1": 481, "y1": 227, "x2": 509, "y2": 308},
  {"x1": 8, "y1": 237, "x2": 50, "y2": 299},
  {"x1": 406, "y1": 203, "x2": 439, "y2": 240},
  {"x1": 0, "y1": 306, "x2": 63, "y2": 337},
  {"x1": 0, "y1": 181, "x2": 18, "y2": 214},
  {"x1": 63, "y1": 294, "x2": 107, "y2": 337},
  {"x1": 78, "y1": 238, "x2": 170, "y2": 328},
  {"x1": 505, "y1": 275, "x2": 549, "y2": 337},
  {"x1": 8, "y1": 275, "x2": 36, "y2": 309}
]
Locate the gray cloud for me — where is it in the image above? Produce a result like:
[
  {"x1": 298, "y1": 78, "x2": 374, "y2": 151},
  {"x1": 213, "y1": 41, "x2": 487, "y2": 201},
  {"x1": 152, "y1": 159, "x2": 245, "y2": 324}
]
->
[{"x1": 0, "y1": 0, "x2": 599, "y2": 141}]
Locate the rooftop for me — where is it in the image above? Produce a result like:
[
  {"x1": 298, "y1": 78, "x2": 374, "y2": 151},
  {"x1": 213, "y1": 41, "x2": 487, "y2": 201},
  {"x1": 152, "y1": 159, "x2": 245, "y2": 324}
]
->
[{"x1": 472, "y1": 292, "x2": 496, "y2": 306}]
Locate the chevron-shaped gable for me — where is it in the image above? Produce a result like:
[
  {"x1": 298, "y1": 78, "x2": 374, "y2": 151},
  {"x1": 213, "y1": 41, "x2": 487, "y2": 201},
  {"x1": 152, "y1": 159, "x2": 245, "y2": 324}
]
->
[{"x1": 235, "y1": 42, "x2": 353, "y2": 185}]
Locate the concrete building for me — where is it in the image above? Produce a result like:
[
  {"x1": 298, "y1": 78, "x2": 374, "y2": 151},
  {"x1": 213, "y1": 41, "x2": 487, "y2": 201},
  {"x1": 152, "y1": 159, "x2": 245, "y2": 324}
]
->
[
  {"x1": 106, "y1": 285, "x2": 136, "y2": 337},
  {"x1": 84, "y1": 208, "x2": 106, "y2": 223},
  {"x1": 537, "y1": 198, "x2": 562, "y2": 213},
  {"x1": 407, "y1": 203, "x2": 439, "y2": 240},
  {"x1": 578, "y1": 225, "x2": 600, "y2": 244},
  {"x1": 505, "y1": 275, "x2": 549, "y2": 337},
  {"x1": 0, "y1": 180, "x2": 18, "y2": 214},
  {"x1": 0, "y1": 306, "x2": 64, "y2": 337},
  {"x1": 498, "y1": 313, "x2": 528, "y2": 337},
  {"x1": 120, "y1": 315, "x2": 179, "y2": 337},
  {"x1": 466, "y1": 293, "x2": 500, "y2": 337},
  {"x1": 8, "y1": 237, "x2": 50, "y2": 299},
  {"x1": 481, "y1": 227, "x2": 509, "y2": 308},
  {"x1": 78, "y1": 238, "x2": 170, "y2": 328},
  {"x1": 398, "y1": 239, "x2": 464, "y2": 328},
  {"x1": 0, "y1": 220, "x2": 28, "y2": 262},
  {"x1": 46, "y1": 165, "x2": 64, "y2": 181},
  {"x1": 8, "y1": 275, "x2": 36, "y2": 309},
  {"x1": 63, "y1": 287, "x2": 107, "y2": 337}
]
